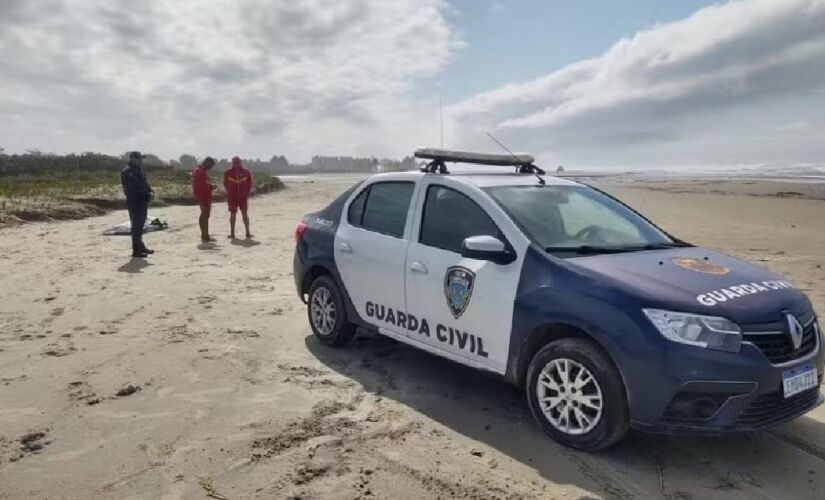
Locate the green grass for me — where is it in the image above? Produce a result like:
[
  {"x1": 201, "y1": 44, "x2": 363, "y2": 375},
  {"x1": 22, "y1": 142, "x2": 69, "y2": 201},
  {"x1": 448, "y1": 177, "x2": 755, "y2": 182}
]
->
[{"x1": 0, "y1": 167, "x2": 192, "y2": 198}]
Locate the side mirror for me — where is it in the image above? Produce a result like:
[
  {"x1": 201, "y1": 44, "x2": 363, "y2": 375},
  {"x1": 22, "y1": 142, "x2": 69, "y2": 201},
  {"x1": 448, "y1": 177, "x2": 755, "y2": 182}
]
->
[{"x1": 461, "y1": 235, "x2": 515, "y2": 265}]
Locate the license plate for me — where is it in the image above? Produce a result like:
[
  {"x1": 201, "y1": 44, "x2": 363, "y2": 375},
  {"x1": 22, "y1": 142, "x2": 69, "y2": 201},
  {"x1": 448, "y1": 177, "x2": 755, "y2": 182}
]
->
[{"x1": 782, "y1": 364, "x2": 818, "y2": 398}]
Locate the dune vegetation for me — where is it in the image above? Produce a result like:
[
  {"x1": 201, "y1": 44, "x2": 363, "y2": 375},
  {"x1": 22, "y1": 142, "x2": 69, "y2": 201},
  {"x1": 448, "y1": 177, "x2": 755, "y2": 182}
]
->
[{"x1": 0, "y1": 152, "x2": 284, "y2": 225}]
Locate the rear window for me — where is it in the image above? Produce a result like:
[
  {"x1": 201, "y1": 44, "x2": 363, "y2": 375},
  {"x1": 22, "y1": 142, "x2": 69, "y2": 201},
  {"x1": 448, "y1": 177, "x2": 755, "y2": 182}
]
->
[
  {"x1": 347, "y1": 188, "x2": 368, "y2": 226},
  {"x1": 348, "y1": 181, "x2": 414, "y2": 238}
]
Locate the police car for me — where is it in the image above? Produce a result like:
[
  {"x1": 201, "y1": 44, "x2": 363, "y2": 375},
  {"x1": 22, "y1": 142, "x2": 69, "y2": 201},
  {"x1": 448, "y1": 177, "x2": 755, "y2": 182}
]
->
[{"x1": 293, "y1": 148, "x2": 822, "y2": 450}]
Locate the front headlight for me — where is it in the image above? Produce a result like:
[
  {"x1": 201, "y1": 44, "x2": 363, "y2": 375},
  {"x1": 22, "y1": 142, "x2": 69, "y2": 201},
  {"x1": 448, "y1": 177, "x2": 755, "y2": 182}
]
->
[{"x1": 643, "y1": 309, "x2": 742, "y2": 353}]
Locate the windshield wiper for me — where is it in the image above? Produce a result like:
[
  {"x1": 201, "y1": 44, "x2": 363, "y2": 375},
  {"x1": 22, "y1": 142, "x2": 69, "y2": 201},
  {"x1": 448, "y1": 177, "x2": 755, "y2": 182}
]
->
[
  {"x1": 545, "y1": 241, "x2": 692, "y2": 255},
  {"x1": 636, "y1": 242, "x2": 693, "y2": 250},
  {"x1": 544, "y1": 245, "x2": 638, "y2": 254}
]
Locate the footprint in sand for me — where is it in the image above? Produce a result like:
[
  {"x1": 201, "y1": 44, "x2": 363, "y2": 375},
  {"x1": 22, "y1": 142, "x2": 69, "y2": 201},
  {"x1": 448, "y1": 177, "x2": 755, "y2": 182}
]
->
[
  {"x1": 42, "y1": 339, "x2": 75, "y2": 357},
  {"x1": 115, "y1": 384, "x2": 141, "y2": 397},
  {"x1": 191, "y1": 295, "x2": 217, "y2": 309},
  {"x1": 165, "y1": 324, "x2": 206, "y2": 343},
  {"x1": 18, "y1": 430, "x2": 50, "y2": 456},
  {"x1": 68, "y1": 381, "x2": 100, "y2": 405},
  {"x1": 1, "y1": 374, "x2": 27, "y2": 386},
  {"x1": 227, "y1": 327, "x2": 259, "y2": 338}
]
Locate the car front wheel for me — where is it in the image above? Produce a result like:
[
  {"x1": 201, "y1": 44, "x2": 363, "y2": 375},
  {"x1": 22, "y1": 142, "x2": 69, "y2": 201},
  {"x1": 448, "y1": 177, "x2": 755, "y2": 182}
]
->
[
  {"x1": 307, "y1": 275, "x2": 357, "y2": 347},
  {"x1": 526, "y1": 337, "x2": 629, "y2": 451}
]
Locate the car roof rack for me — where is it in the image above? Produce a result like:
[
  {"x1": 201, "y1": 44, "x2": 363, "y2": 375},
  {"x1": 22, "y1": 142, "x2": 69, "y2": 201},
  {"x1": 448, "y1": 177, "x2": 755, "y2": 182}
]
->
[{"x1": 414, "y1": 148, "x2": 545, "y2": 175}]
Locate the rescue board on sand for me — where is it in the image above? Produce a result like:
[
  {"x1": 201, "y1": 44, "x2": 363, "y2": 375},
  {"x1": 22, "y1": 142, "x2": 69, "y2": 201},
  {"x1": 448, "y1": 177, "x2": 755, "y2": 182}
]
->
[{"x1": 102, "y1": 214, "x2": 168, "y2": 235}]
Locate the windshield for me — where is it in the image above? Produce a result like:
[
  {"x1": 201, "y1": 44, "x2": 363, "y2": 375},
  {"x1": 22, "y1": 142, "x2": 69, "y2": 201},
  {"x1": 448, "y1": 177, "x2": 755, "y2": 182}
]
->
[{"x1": 485, "y1": 185, "x2": 681, "y2": 255}]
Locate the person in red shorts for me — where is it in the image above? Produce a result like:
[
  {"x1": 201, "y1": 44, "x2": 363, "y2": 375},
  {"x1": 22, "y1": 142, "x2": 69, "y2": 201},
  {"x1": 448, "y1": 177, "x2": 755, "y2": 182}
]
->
[
  {"x1": 223, "y1": 156, "x2": 254, "y2": 240},
  {"x1": 192, "y1": 157, "x2": 217, "y2": 242}
]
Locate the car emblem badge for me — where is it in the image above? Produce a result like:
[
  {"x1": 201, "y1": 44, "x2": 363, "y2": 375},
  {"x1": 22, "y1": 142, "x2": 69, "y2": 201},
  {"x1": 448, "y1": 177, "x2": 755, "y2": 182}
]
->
[
  {"x1": 672, "y1": 256, "x2": 730, "y2": 275},
  {"x1": 444, "y1": 266, "x2": 475, "y2": 319},
  {"x1": 785, "y1": 313, "x2": 804, "y2": 350}
]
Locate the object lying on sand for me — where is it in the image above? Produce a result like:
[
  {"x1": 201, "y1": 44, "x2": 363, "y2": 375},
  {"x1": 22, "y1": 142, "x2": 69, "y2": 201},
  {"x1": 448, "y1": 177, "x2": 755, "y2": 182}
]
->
[{"x1": 103, "y1": 214, "x2": 168, "y2": 235}]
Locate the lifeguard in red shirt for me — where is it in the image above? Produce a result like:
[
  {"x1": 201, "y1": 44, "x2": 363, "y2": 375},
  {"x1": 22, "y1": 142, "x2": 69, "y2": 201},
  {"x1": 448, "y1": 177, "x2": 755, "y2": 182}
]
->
[
  {"x1": 223, "y1": 156, "x2": 254, "y2": 239},
  {"x1": 192, "y1": 157, "x2": 217, "y2": 242}
]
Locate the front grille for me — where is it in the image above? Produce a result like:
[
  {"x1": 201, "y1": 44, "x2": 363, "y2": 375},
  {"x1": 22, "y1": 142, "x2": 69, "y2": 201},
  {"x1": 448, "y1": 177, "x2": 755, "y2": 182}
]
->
[
  {"x1": 735, "y1": 388, "x2": 820, "y2": 428},
  {"x1": 743, "y1": 321, "x2": 818, "y2": 364}
]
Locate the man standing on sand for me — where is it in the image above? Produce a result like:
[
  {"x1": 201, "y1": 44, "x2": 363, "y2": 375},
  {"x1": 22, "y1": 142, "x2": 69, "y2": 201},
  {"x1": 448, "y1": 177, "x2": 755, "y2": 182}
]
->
[
  {"x1": 121, "y1": 151, "x2": 154, "y2": 258},
  {"x1": 192, "y1": 157, "x2": 217, "y2": 242},
  {"x1": 223, "y1": 156, "x2": 254, "y2": 239}
]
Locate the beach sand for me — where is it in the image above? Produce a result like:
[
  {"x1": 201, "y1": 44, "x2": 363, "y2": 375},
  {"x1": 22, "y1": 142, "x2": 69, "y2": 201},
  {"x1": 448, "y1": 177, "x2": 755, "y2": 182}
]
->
[{"x1": 1, "y1": 177, "x2": 824, "y2": 499}]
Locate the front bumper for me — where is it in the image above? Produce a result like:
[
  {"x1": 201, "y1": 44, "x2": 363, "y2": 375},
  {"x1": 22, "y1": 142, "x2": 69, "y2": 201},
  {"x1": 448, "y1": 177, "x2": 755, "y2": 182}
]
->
[
  {"x1": 627, "y1": 319, "x2": 824, "y2": 435},
  {"x1": 633, "y1": 388, "x2": 823, "y2": 435}
]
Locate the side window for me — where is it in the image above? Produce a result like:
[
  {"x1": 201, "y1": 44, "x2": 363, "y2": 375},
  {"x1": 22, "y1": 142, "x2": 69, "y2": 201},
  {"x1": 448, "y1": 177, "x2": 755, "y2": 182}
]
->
[
  {"x1": 347, "y1": 187, "x2": 368, "y2": 226},
  {"x1": 420, "y1": 185, "x2": 501, "y2": 253},
  {"x1": 352, "y1": 182, "x2": 415, "y2": 238}
]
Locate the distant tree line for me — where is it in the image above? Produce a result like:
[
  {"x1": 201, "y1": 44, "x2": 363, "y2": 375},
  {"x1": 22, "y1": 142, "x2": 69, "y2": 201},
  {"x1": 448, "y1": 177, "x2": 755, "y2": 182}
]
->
[
  {"x1": 0, "y1": 149, "x2": 420, "y2": 177},
  {"x1": 1, "y1": 151, "x2": 121, "y2": 176},
  {"x1": 167, "y1": 154, "x2": 292, "y2": 173},
  {"x1": 169, "y1": 153, "x2": 417, "y2": 174},
  {"x1": 0, "y1": 151, "x2": 181, "y2": 176}
]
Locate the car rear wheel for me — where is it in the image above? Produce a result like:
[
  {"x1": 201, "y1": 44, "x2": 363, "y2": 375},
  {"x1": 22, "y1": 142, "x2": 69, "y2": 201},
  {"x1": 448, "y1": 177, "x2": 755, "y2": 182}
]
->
[
  {"x1": 307, "y1": 275, "x2": 356, "y2": 347},
  {"x1": 526, "y1": 338, "x2": 629, "y2": 451}
]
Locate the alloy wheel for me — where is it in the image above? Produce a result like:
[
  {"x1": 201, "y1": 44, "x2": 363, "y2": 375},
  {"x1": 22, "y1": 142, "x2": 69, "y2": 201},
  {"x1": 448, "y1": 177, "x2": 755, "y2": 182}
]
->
[
  {"x1": 536, "y1": 358, "x2": 604, "y2": 435},
  {"x1": 310, "y1": 286, "x2": 336, "y2": 336}
]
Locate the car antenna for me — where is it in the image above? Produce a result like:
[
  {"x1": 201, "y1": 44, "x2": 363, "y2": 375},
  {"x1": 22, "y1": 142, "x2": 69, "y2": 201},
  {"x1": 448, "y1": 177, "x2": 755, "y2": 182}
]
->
[
  {"x1": 486, "y1": 132, "x2": 545, "y2": 185},
  {"x1": 439, "y1": 94, "x2": 444, "y2": 149}
]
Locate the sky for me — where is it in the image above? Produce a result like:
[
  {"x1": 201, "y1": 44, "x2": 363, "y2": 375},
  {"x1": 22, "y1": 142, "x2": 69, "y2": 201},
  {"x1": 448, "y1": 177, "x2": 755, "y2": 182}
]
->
[{"x1": 1, "y1": 0, "x2": 824, "y2": 168}]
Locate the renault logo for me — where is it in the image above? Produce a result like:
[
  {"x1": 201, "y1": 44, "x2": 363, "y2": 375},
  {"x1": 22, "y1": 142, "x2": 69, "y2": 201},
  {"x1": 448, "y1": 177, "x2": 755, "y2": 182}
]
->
[{"x1": 785, "y1": 313, "x2": 804, "y2": 350}]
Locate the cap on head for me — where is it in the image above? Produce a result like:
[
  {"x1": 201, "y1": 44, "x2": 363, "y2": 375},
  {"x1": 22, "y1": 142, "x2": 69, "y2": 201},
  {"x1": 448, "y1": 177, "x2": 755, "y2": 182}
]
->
[{"x1": 129, "y1": 151, "x2": 146, "y2": 160}]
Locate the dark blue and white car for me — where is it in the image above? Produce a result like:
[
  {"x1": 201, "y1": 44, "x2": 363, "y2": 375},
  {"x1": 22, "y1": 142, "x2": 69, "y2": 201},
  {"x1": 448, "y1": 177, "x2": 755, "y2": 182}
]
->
[{"x1": 293, "y1": 148, "x2": 822, "y2": 450}]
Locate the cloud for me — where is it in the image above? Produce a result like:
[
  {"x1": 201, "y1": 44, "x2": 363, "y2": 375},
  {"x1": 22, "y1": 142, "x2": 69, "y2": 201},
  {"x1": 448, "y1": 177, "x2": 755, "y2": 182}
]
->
[
  {"x1": 448, "y1": 0, "x2": 825, "y2": 168},
  {"x1": 488, "y1": 2, "x2": 506, "y2": 16},
  {"x1": 0, "y1": 0, "x2": 459, "y2": 160}
]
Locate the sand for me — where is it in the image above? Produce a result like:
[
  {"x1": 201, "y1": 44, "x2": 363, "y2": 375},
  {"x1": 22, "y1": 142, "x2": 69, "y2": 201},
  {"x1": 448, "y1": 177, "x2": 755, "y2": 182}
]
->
[{"x1": 1, "y1": 176, "x2": 824, "y2": 500}]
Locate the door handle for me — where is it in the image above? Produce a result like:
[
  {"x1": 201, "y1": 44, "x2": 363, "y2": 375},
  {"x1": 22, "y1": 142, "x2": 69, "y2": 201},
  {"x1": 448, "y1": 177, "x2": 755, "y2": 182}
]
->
[
  {"x1": 339, "y1": 242, "x2": 353, "y2": 254},
  {"x1": 409, "y1": 261, "x2": 428, "y2": 275}
]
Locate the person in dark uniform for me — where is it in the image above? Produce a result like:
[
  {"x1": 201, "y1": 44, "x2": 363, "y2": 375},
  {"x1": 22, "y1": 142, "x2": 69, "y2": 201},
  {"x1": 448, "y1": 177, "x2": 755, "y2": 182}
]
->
[{"x1": 120, "y1": 151, "x2": 155, "y2": 258}]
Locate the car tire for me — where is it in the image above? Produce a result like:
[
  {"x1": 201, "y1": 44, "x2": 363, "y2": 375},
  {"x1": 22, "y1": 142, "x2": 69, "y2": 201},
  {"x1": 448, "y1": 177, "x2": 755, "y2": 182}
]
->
[
  {"x1": 526, "y1": 337, "x2": 629, "y2": 451},
  {"x1": 307, "y1": 275, "x2": 357, "y2": 347}
]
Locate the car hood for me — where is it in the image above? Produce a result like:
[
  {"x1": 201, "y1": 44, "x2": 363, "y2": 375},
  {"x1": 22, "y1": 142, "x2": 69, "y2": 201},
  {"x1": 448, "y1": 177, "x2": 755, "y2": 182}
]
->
[{"x1": 567, "y1": 246, "x2": 811, "y2": 324}]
